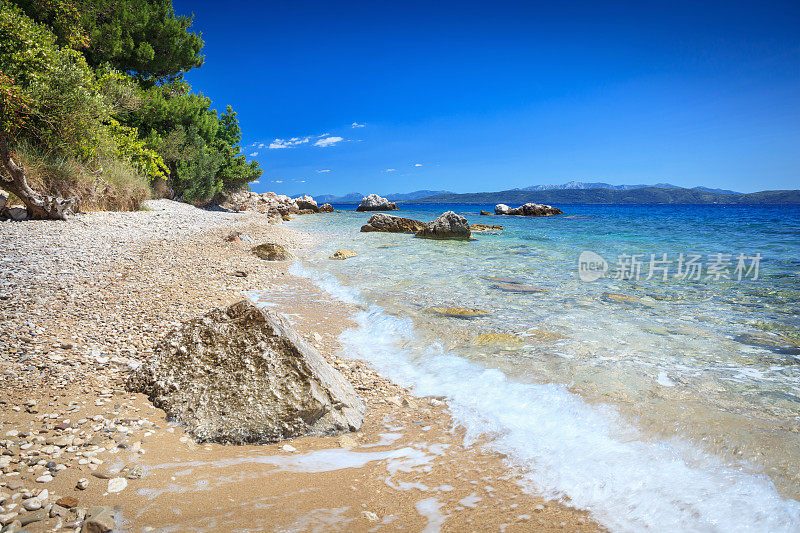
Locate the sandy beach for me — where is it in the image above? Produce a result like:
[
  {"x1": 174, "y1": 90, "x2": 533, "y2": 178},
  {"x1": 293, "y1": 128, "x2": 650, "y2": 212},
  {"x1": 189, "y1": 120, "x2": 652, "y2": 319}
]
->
[{"x1": 0, "y1": 200, "x2": 600, "y2": 532}]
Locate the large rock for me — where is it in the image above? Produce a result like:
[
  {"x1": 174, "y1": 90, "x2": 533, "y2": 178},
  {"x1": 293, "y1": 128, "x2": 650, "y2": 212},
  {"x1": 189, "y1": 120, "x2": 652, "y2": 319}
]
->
[
  {"x1": 251, "y1": 243, "x2": 291, "y2": 261},
  {"x1": 361, "y1": 213, "x2": 425, "y2": 233},
  {"x1": 356, "y1": 194, "x2": 398, "y2": 212},
  {"x1": 498, "y1": 203, "x2": 563, "y2": 216},
  {"x1": 293, "y1": 195, "x2": 318, "y2": 211},
  {"x1": 128, "y1": 301, "x2": 365, "y2": 444},
  {"x1": 415, "y1": 211, "x2": 471, "y2": 240},
  {"x1": 319, "y1": 203, "x2": 334, "y2": 213}
]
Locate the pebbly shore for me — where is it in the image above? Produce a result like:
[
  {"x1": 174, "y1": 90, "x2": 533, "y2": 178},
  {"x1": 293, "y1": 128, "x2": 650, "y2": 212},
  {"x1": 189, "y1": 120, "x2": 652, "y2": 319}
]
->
[{"x1": 0, "y1": 199, "x2": 600, "y2": 532}]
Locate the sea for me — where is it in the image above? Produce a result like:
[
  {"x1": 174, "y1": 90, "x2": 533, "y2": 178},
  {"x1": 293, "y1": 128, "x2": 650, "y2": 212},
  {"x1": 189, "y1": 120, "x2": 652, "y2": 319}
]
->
[{"x1": 283, "y1": 203, "x2": 800, "y2": 532}]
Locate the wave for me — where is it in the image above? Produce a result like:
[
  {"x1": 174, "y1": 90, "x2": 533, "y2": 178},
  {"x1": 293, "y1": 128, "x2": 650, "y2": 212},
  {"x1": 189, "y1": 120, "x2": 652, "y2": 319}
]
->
[{"x1": 291, "y1": 261, "x2": 800, "y2": 532}]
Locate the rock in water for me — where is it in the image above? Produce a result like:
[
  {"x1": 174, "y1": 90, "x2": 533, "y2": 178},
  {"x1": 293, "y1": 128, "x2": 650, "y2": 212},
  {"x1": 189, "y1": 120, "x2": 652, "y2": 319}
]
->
[
  {"x1": 415, "y1": 211, "x2": 471, "y2": 240},
  {"x1": 128, "y1": 300, "x2": 365, "y2": 444},
  {"x1": 470, "y1": 223, "x2": 503, "y2": 232},
  {"x1": 356, "y1": 194, "x2": 398, "y2": 211},
  {"x1": 361, "y1": 213, "x2": 426, "y2": 233},
  {"x1": 479, "y1": 210, "x2": 493, "y2": 216},
  {"x1": 251, "y1": 243, "x2": 291, "y2": 261},
  {"x1": 319, "y1": 203, "x2": 334, "y2": 213},
  {"x1": 330, "y1": 249, "x2": 357, "y2": 260},
  {"x1": 494, "y1": 203, "x2": 510, "y2": 215},
  {"x1": 497, "y1": 203, "x2": 563, "y2": 216}
]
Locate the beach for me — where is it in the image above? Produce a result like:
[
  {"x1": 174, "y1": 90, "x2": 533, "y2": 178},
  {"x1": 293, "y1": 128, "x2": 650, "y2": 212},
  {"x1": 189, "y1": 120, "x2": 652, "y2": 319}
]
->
[{"x1": 0, "y1": 200, "x2": 599, "y2": 532}]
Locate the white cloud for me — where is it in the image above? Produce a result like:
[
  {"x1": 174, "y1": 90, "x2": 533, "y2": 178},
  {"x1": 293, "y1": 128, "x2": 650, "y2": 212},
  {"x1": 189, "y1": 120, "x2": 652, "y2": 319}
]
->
[
  {"x1": 414, "y1": 163, "x2": 422, "y2": 167},
  {"x1": 351, "y1": 122, "x2": 365, "y2": 128},
  {"x1": 251, "y1": 180, "x2": 260, "y2": 184},
  {"x1": 249, "y1": 151, "x2": 259, "y2": 157},
  {"x1": 271, "y1": 179, "x2": 283, "y2": 183},
  {"x1": 258, "y1": 143, "x2": 265, "y2": 149},
  {"x1": 268, "y1": 137, "x2": 310, "y2": 149},
  {"x1": 385, "y1": 168, "x2": 396, "y2": 172},
  {"x1": 314, "y1": 136, "x2": 343, "y2": 147},
  {"x1": 316, "y1": 169, "x2": 331, "y2": 173}
]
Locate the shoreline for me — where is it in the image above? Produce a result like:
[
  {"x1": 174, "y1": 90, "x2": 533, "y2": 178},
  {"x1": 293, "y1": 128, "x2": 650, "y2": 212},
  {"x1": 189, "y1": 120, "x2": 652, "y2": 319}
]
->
[{"x1": 0, "y1": 200, "x2": 600, "y2": 532}]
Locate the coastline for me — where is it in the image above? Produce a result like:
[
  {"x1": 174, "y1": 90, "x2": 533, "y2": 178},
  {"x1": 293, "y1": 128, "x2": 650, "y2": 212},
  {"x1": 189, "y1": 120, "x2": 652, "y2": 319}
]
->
[{"x1": 0, "y1": 200, "x2": 600, "y2": 532}]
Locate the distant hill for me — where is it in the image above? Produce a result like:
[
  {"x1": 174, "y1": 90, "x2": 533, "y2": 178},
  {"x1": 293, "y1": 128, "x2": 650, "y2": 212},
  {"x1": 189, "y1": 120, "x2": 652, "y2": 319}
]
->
[
  {"x1": 413, "y1": 187, "x2": 800, "y2": 205},
  {"x1": 314, "y1": 190, "x2": 452, "y2": 203},
  {"x1": 517, "y1": 181, "x2": 741, "y2": 195}
]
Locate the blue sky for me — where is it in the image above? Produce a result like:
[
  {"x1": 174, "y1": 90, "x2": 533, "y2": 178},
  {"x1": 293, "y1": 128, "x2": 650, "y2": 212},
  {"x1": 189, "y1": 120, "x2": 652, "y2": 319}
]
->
[{"x1": 173, "y1": 0, "x2": 799, "y2": 195}]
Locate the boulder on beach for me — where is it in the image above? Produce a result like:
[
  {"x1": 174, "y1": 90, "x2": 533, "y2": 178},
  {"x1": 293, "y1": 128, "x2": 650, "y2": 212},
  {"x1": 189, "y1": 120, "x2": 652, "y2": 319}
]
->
[
  {"x1": 330, "y1": 249, "x2": 357, "y2": 259},
  {"x1": 251, "y1": 243, "x2": 291, "y2": 261},
  {"x1": 497, "y1": 202, "x2": 563, "y2": 216},
  {"x1": 356, "y1": 194, "x2": 398, "y2": 212},
  {"x1": 127, "y1": 300, "x2": 365, "y2": 444},
  {"x1": 293, "y1": 195, "x2": 318, "y2": 211},
  {"x1": 415, "y1": 211, "x2": 471, "y2": 240},
  {"x1": 361, "y1": 213, "x2": 426, "y2": 233}
]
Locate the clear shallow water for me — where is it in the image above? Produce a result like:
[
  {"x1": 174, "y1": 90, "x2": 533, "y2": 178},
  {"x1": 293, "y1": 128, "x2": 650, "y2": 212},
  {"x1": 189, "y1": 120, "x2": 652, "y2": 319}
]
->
[{"x1": 284, "y1": 203, "x2": 800, "y2": 531}]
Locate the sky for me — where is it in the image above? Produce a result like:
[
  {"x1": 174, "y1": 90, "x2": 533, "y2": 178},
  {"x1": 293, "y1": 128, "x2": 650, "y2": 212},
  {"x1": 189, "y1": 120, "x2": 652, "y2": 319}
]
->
[{"x1": 173, "y1": 0, "x2": 800, "y2": 196}]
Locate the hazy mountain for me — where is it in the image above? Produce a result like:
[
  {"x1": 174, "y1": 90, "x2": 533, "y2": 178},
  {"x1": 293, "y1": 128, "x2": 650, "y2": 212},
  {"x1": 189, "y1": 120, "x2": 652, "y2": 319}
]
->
[
  {"x1": 414, "y1": 187, "x2": 800, "y2": 205},
  {"x1": 518, "y1": 181, "x2": 741, "y2": 195},
  {"x1": 314, "y1": 190, "x2": 452, "y2": 203}
]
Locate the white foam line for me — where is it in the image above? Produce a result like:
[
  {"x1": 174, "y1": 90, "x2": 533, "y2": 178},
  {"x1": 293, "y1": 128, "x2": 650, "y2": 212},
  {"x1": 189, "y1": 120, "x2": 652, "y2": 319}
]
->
[{"x1": 294, "y1": 262, "x2": 800, "y2": 532}]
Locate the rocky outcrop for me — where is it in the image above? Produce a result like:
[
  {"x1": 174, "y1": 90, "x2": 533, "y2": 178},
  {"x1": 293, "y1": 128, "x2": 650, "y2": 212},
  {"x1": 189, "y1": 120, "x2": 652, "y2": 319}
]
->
[
  {"x1": 356, "y1": 194, "x2": 398, "y2": 212},
  {"x1": 330, "y1": 249, "x2": 357, "y2": 260},
  {"x1": 218, "y1": 191, "x2": 297, "y2": 217},
  {"x1": 251, "y1": 243, "x2": 291, "y2": 261},
  {"x1": 319, "y1": 203, "x2": 334, "y2": 213},
  {"x1": 293, "y1": 195, "x2": 318, "y2": 211},
  {"x1": 470, "y1": 223, "x2": 503, "y2": 232},
  {"x1": 479, "y1": 210, "x2": 493, "y2": 216},
  {"x1": 415, "y1": 211, "x2": 471, "y2": 240},
  {"x1": 128, "y1": 300, "x2": 364, "y2": 444},
  {"x1": 361, "y1": 213, "x2": 426, "y2": 233},
  {"x1": 496, "y1": 203, "x2": 563, "y2": 216}
]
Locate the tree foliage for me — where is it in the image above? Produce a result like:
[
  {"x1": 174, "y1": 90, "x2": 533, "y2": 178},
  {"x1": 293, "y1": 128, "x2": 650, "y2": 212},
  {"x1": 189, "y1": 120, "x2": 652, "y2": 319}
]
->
[{"x1": 0, "y1": 0, "x2": 260, "y2": 209}]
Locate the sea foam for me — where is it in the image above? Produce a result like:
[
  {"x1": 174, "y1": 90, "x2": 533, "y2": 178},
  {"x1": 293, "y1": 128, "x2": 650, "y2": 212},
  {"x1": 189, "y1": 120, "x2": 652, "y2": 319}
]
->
[{"x1": 292, "y1": 262, "x2": 800, "y2": 532}]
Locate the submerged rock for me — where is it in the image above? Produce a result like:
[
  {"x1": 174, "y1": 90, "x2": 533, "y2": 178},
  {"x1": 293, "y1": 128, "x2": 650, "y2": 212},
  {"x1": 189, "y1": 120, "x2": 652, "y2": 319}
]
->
[
  {"x1": 472, "y1": 333, "x2": 523, "y2": 347},
  {"x1": 356, "y1": 194, "x2": 398, "y2": 212},
  {"x1": 128, "y1": 300, "x2": 365, "y2": 444},
  {"x1": 415, "y1": 211, "x2": 471, "y2": 240},
  {"x1": 470, "y1": 223, "x2": 503, "y2": 232},
  {"x1": 479, "y1": 210, "x2": 493, "y2": 216},
  {"x1": 428, "y1": 307, "x2": 490, "y2": 318},
  {"x1": 491, "y1": 283, "x2": 547, "y2": 293},
  {"x1": 251, "y1": 243, "x2": 291, "y2": 261},
  {"x1": 361, "y1": 213, "x2": 425, "y2": 233},
  {"x1": 735, "y1": 332, "x2": 800, "y2": 355},
  {"x1": 330, "y1": 249, "x2": 357, "y2": 260}
]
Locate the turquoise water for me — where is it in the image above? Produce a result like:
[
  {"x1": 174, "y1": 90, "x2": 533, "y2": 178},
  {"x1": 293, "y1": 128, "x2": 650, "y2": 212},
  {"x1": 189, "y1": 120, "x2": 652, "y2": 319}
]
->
[{"x1": 284, "y1": 203, "x2": 800, "y2": 531}]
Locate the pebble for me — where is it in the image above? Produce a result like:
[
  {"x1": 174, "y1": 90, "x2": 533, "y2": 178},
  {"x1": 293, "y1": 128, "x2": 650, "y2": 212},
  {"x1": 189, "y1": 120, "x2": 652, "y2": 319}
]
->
[
  {"x1": 35, "y1": 474, "x2": 53, "y2": 483},
  {"x1": 107, "y1": 477, "x2": 127, "y2": 493},
  {"x1": 76, "y1": 478, "x2": 89, "y2": 490}
]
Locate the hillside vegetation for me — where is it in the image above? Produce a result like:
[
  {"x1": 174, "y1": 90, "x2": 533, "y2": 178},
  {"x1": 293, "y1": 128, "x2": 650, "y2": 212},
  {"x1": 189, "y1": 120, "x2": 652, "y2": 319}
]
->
[{"x1": 0, "y1": 0, "x2": 261, "y2": 217}]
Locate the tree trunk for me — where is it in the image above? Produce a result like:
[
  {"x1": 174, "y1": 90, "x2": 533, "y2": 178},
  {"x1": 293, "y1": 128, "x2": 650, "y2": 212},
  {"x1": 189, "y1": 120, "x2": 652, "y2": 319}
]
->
[{"x1": 0, "y1": 137, "x2": 78, "y2": 220}]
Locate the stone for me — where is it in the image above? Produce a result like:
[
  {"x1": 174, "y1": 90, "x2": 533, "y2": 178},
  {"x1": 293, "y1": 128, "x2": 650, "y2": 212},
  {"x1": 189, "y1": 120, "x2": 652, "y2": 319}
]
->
[
  {"x1": 125, "y1": 465, "x2": 144, "y2": 480},
  {"x1": 0, "y1": 513, "x2": 17, "y2": 526},
  {"x1": 479, "y1": 210, "x2": 493, "y2": 216},
  {"x1": 76, "y1": 478, "x2": 89, "y2": 490},
  {"x1": 318, "y1": 203, "x2": 334, "y2": 213},
  {"x1": 428, "y1": 307, "x2": 490, "y2": 318},
  {"x1": 490, "y1": 283, "x2": 547, "y2": 293},
  {"x1": 470, "y1": 223, "x2": 503, "y2": 232},
  {"x1": 734, "y1": 332, "x2": 800, "y2": 355},
  {"x1": 82, "y1": 506, "x2": 116, "y2": 533},
  {"x1": 35, "y1": 474, "x2": 53, "y2": 483},
  {"x1": 356, "y1": 194, "x2": 398, "y2": 212},
  {"x1": 21, "y1": 498, "x2": 42, "y2": 511},
  {"x1": 293, "y1": 195, "x2": 318, "y2": 211},
  {"x1": 337, "y1": 435, "x2": 359, "y2": 448},
  {"x1": 19, "y1": 509, "x2": 47, "y2": 526},
  {"x1": 107, "y1": 478, "x2": 127, "y2": 493},
  {"x1": 497, "y1": 203, "x2": 563, "y2": 216},
  {"x1": 55, "y1": 497, "x2": 78, "y2": 509},
  {"x1": 415, "y1": 211, "x2": 471, "y2": 240},
  {"x1": 251, "y1": 243, "x2": 291, "y2": 261},
  {"x1": 128, "y1": 300, "x2": 364, "y2": 444},
  {"x1": 360, "y1": 213, "x2": 425, "y2": 233},
  {"x1": 361, "y1": 511, "x2": 380, "y2": 522},
  {"x1": 472, "y1": 333, "x2": 524, "y2": 347},
  {"x1": 281, "y1": 444, "x2": 297, "y2": 453},
  {"x1": 329, "y1": 249, "x2": 357, "y2": 260},
  {"x1": 223, "y1": 231, "x2": 242, "y2": 242}
]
